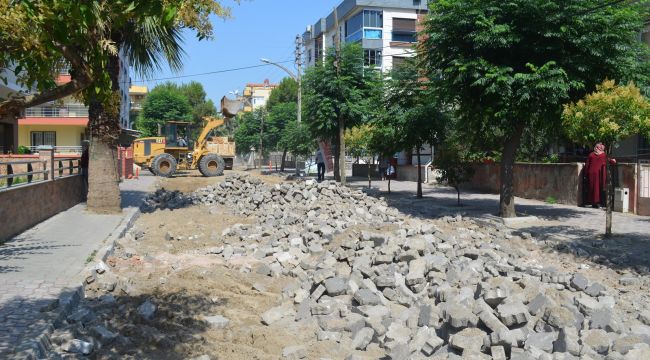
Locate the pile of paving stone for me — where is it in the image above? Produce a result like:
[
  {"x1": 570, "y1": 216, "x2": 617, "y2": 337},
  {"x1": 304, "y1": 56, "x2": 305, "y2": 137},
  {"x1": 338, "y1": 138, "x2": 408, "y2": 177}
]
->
[
  {"x1": 140, "y1": 188, "x2": 193, "y2": 212},
  {"x1": 190, "y1": 175, "x2": 650, "y2": 359},
  {"x1": 49, "y1": 174, "x2": 650, "y2": 359}
]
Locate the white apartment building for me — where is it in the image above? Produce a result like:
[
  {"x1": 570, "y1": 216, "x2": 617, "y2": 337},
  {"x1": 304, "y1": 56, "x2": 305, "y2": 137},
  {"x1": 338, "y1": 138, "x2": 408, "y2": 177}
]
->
[{"x1": 302, "y1": 0, "x2": 428, "y2": 72}]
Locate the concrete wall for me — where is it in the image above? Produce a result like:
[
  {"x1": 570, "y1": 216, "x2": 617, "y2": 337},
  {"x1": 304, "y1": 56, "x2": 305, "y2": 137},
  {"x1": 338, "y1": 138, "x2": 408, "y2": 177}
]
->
[
  {"x1": 466, "y1": 163, "x2": 584, "y2": 205},
  {"x1": 0, "y1": 175, "x2": 84, "y2": 242}
]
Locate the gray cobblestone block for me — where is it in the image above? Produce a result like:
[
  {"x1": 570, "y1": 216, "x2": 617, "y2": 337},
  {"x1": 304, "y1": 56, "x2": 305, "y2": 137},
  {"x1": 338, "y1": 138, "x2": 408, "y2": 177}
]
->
[
  {"x1": 311, "y1": 303, "x2": 335, "y2": 316},
  {"x1": 544, "y1": 306, "x2": 577, "y2": 329},
  {"x1": 450, "y1": 327, "x2": 486, "y2": 353},
  {"x1": 352, "y1": 327, "x2": 375, "y2": 350},
  {"x1": 584, "y1": 283, "x2": 606, "y2": 297},
  {"x1": 553, "y1": 328, "x2": 580, "y2": 356},
  {"x1": 525, "y1": 331, "x2": 557, "y2": 353},
  {"x1": 137, "y1": 300, "x2": 156, "y2": 321},
  {"x1": 491, "y1": 345, "x2": 507, "y2": 360},
  {"x1": 204, "y1": 315, "x2": 230, "y2": 329},
  {"x1": 528, "y1": 293, "x2": 551, "y2": 316},
  {"x1": 479, "y1": 309, "x2": 509, "y2": 333},
  {"x1": 638, "y1": 310, "x2": 650, "y2": 326},
  {"x1": 443, "y1": 303, "x2": 478, "y2": 329},
  {"x1": 63, "y1": 339, "x2": 93, "y2": 355},
  {"x1": 570, "y1": 273, "x2": 589, "y2": 291},
  {"x1": 589, "y1": 308, "x2": 622, "y2": 333},
  {"x1": 582, "y1": 329, "x2": 612, "y2": 354},
  {"x1": 92, "y1": 325, "x2": 118, "y2": 345},
  {"x1": 282, "y1": 345, "x2": 307, "y2": 359},
  {"x1": 619, "y1": 276, "x2": 639, "y2": 286},
  {"x1": 311, "y1": 284, "x2": 327, "y2": 301},
  {"x1": 497, "y1": 302, "x2": 530, "y2": 327},
  {"x1": 354, "y1": 289, "x2": 380, "y2": 306},
  {"x1": 574, "y1": 296, "x2": 602, "y2": 317},
  {"x1": 385, "y1": 323, "x2": 411, "y2": 344},
  {"x1": 317, "y1": 330, "x2": 342, "y2": 342},
  {"x1": 324, "y1": 277, "x2": 348, "y2": 296}
]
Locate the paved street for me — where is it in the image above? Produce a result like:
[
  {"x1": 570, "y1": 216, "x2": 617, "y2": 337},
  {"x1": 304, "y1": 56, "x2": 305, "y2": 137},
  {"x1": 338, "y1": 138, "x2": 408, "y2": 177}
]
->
[
  {"x1": 0, "y1": 174, "x2": 156, "y2": 357},
  {"x1": 348, "y1": 177, "x2": 650, "y2": 267}
]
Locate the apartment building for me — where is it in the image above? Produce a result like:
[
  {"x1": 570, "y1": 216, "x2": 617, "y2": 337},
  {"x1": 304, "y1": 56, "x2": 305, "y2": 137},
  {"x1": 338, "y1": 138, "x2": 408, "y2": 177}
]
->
[
  {"x1": 302, "y1": 0, "x2": 428, "y2": 72},
  {"x1": 242, "y1": 79, "x2": 277, "y2": 112},
  {"x1": 17, "y1": 48, "x2": 132, "y2": 152},
  {"x1": 128, "y1": 85, "x2": 148, "y2": 125}
]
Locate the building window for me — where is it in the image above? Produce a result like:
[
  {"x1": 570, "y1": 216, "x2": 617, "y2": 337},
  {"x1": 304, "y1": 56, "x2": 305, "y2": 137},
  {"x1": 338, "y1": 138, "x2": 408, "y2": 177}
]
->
[
  {"x1": 314, "y1": 36, "x2": 324, "y2": 63},
  {"x1": 392, "y1": 18, "x2": 417, "y2": 43},
  {"x1": 31, "y1": 131, "x2": 56, "y2": 147},
  {"x1": 346, "y1": 10, "x2": 383, "y2": 43},
  {"x1": 364, "y1": 49, "x2": 382, "y2": 67},
  {"x1": 392, "y1": 56, "x2": 407, "y2": 69}
]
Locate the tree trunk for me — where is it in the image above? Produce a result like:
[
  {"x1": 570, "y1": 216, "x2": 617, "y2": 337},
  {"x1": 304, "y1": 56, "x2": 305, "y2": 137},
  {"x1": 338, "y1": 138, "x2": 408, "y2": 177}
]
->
[
  {"x1": 456, "y1": 186, "x2": 461, "y2": 206},
  {"x1": 339, "y1": 115, "x2": 346, "y2": 186},
  {"x1": 367, "y1": 162, "x2": 371, "y2": 188},
  {"x1": 416, "y1": 147, "x2": 422, "y2": 198},
  {"x1": 86, "y1": 57, "x2": 122, "y2": 213},
  {"x1": 388, "y1": 177, "x2": 391, "y2": 194},
  {"x1": 334, "y1": 132, "x2": 341, "y2": 182},
  {"x1": 280, "y1": 148, "x2": 287, "y2": 172},
  {"x1": 499, "y1": 123, "x2": 525, "y2": 218},
  {"x1": 605, "y1": 149, "x2": 614, "y2": 237}
]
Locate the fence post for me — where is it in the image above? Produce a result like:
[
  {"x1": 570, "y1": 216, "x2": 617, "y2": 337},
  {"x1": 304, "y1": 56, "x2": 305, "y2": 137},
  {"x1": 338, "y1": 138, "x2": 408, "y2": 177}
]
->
[{"x1": 50, "y1": 147, "x2": 55, "y2": 181}]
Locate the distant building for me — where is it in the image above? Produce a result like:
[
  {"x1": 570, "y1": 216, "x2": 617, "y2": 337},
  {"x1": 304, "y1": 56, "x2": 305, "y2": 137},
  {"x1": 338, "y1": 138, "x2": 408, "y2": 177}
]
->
[
  {"x1": 302, "y1": 0, "x2": 428, "y2": 72},
  {"x1": 243, "y1": 79, "x2": 277, "y2": 112},
  {"x1": 0, "y1": 69, "x2": 23, "y2": 154},
  {"x1": 128, "y1": 85, "x2": 148, "y2": 125},
  {"x1": 16, "y1": 47, "x2": 132, "y2": 152}
]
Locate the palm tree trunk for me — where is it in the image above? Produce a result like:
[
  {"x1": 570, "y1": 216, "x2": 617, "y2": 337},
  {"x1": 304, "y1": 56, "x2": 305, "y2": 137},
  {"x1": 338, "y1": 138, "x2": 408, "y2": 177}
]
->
[{"x1": 86, "y1": 55, "x2": 122, "y2": 213}]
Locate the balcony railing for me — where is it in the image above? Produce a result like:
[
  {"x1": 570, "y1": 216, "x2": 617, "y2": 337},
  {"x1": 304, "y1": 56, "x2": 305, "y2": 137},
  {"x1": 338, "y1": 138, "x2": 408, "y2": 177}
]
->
[{"x1": 25, "y1": 104, "x2": 88, "y2": 118}]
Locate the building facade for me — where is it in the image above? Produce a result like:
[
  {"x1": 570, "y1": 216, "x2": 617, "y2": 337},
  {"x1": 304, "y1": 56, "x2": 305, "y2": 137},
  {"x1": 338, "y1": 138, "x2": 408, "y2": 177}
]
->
[
  {"x1": 15, "y1": 47, "x2": 132, "y2": 152},
  {"x1": 302, "y1": 0, "x2": 428, "y2": 72},
  {"x1": 0, "y1": 69, "x2": 23, "y2": 154},
  {"x1": 243, "y1": 79, "x2": 277, "y2": 112},
  {"x1": 128, "y1": 85, "x2": 148, "y2": 126}
]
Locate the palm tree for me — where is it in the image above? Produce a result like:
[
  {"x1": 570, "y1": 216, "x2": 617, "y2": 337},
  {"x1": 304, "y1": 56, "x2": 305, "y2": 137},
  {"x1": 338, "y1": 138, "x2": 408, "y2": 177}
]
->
[{"x1": 86, "y1": 16, "x2": 184, "y2": 213}]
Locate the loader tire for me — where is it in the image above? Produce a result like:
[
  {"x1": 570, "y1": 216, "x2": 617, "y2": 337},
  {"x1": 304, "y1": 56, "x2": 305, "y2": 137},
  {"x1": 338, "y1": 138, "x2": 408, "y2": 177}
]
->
[
  {"x1": 148, "y1": 167, "x2": 156, "y2": 175},
  {"x1": 198, "y1": 154, "x2": 225, "y2": 177},
  {"x1": 151, "y1": 154, "x2": 177, "y2": 177}
]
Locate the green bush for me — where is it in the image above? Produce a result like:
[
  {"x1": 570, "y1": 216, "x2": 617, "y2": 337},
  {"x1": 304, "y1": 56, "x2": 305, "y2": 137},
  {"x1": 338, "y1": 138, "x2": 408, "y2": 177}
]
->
[
  {"x1": 17, "y1": 145, "x2": 31, "y2": 154},
  {"x1": 545, "y1": 196, "x2": 557, "y2": 204}
]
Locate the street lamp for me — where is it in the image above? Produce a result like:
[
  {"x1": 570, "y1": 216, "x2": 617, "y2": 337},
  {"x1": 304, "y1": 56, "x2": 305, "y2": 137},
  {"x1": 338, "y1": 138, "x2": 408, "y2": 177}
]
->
[{"x1": 260, "y1": 58, "x2": 301, "y2": 124}]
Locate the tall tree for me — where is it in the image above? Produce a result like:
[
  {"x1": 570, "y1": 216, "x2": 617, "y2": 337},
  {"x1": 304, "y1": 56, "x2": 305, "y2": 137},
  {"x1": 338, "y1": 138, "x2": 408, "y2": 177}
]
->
[
  {"x1": 563, "y1": 80, "x2": 650, "y2": 236},
  {"x1": 266, "y1": 77, "x2": 298, "y2": 110},
  {"x1": 383, "y1": 59, "x2": 446, "y2": 198},
  {"x1": 303, "y1": 43, "x2": 381, "y2": 184},
  {"x1": 234, "y1": 108, "x2": 268, "y2": 160},
  {"x1": 421, "y1": 0, "x2": 650, "y2": 217},
  {"x1": 136, "y1": 85, "x2": 193, "y2": 137},
  {"x1": 266, "y1": 77, "x2": 299, "y2": 171}
]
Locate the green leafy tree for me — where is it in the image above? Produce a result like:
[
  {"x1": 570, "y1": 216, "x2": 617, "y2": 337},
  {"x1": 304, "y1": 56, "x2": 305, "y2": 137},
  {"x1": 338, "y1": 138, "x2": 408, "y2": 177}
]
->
[
  {"x1": 435, "y1": 143, "x2": 476, "y2": 206},
  {"x1": 266, "y1": 102, "x2": 297, "y2": 171},
  {"x1": 563, "y1": 80, "x2": 650, "y2": 236},
  {"x1": 383, "y1": 59, "x2": 447, "y2": 198},
  {"x1": 303, "y1": 43, "x2": 382, "y2": 184},
  {"x1": 367, "y1": 122, "x2": 402, "y2": 194},
  {"x1": 421, "y1": 0, "x2": 650, "y2": 217},
  {"x1": 345, "y1": 124, "x2": 374, "y2": 187},
  {"x1": 266, "y1": 77, "x2": 298, "y2": 110},
  {"x1": 136, "y1": 86, "x2": 192, "y2": 137},
  {"x1": 234, "y1": 108, "x2": 269, "y2": 163},
  {"x1": 278, "y1": 120, "x2": 315, "y2": 164}
]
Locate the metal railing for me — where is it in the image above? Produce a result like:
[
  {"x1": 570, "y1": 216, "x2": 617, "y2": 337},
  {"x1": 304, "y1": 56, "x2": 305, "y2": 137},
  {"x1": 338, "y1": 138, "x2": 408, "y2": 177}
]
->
[
  {"x1": 0, "y1": 147, "x2": 81, "y2": 191},
  {"x1": 24, "y1": 103, "x2": 89, "y2": 118},
  {"x1": 29, "y1": 145, "x2": 82, "y2": 154}
]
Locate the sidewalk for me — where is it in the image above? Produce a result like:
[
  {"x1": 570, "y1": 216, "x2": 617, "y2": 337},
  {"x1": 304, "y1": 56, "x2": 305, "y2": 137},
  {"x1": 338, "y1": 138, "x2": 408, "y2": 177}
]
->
[
  {"x1": 0, "y1": 173, "x2": 156, "y2": 357},
  {"x1": 348, "y1": 177, "x2": 650, "y2": 268}
]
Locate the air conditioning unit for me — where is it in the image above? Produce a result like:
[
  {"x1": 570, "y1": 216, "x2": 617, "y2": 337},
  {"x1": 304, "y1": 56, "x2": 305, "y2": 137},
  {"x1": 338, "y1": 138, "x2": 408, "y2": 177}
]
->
[{"x1": 614, "y1": 187, "x2": 629, "y2": 213}]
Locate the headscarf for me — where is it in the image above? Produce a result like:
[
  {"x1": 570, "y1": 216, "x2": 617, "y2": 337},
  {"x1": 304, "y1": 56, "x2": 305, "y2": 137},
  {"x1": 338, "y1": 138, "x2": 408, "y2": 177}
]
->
[{"x1": 594, "y1": 143, "x2": 605, "y2": 155}]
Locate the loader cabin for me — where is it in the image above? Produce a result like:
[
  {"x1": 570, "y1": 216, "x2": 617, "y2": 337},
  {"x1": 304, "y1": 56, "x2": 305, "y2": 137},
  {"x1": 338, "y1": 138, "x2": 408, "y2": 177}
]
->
[{"x1": 160, "y1": 121, "x2": 191, "y2": 149}]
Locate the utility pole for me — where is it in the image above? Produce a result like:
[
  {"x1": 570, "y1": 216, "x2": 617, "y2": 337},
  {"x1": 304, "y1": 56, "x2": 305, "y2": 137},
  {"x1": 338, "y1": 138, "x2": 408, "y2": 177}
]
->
[
  {"x1": 295, "y1": 35, "x2": 303, "y2": 124},
  {"x1": 334, "y1": 6, "x2": 346, "y2": 186}
]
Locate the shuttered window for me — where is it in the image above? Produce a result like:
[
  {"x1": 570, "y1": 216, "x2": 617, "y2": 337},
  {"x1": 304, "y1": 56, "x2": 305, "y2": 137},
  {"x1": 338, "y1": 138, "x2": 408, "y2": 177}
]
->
[{"x1": 393, "y1": 18, "x2": 416, "y2": 32}]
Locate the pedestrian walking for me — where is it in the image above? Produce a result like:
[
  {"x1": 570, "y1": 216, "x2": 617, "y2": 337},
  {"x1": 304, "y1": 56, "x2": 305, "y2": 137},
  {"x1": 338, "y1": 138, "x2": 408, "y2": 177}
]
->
[
  {"x1": 584, "y1": 143, "x2": 616, "y2": 208},
  {"x1": 316, "y1": 148, "x2": 326, "y2": 182},
  {"x1": 379, "y1": 156, "x2": 388, "y2": 181}
]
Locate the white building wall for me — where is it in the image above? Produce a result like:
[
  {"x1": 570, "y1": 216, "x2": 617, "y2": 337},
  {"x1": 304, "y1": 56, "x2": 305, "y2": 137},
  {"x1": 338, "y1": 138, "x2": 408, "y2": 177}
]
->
[{"x1": 381, "y1": 8, "x2": 419, "y2": 72}]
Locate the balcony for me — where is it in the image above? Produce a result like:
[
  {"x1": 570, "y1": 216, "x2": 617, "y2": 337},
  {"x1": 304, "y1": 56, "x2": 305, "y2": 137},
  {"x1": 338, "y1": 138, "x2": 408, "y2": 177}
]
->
[{"x1": 25, "y1": 104, "x2": 89, "y2": 118}]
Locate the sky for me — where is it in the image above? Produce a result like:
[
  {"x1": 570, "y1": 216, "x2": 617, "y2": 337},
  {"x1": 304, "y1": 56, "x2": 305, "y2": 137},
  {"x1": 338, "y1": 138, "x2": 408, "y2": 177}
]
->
[{"x1": 130, "y1": 0, "x2": 340, "y2": 109}]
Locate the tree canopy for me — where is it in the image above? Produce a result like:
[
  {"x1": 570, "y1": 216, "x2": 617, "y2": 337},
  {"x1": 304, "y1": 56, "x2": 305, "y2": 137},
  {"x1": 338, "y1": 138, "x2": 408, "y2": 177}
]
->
[
  {"x1": 266, "y1": 77, "x2": 298, "y2": 110},
  {"x1": 420, "y1": 0, "x2": 650, "y2": 216},
  {"x1": 136, "y1": 85, "x2": 192, "y2": 137}
]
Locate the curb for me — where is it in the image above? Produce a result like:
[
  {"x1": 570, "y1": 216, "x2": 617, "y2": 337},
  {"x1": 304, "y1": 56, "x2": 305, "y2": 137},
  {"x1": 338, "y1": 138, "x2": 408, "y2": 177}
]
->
[{"x1": 14, "y1": 207, "x2": 141, "y2": 360}]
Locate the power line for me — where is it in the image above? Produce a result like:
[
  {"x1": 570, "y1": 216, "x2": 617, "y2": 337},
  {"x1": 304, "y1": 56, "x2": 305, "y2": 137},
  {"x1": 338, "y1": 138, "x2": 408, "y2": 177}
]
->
[{"x1": 129, "y1": 61, "x2": 293, "y2": 84}]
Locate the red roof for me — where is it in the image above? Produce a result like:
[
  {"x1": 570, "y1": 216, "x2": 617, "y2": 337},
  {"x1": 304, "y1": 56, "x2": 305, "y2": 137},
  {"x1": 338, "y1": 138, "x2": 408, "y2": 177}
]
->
[{"x1": 18, "y1": 118, "x2": 88, "y2": 126}]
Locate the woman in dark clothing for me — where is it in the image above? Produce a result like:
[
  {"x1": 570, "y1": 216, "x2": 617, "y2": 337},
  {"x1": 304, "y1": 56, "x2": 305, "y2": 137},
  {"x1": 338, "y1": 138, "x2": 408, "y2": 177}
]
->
[{"x1": 584, "y1": 143, "x2": 615, "y2": 208}]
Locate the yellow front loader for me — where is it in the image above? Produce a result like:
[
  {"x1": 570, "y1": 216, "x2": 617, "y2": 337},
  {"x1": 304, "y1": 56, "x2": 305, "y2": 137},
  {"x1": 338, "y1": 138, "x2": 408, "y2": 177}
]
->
[{"x1": 133, "y1": 117, "x2": 236, "y2": 177}]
